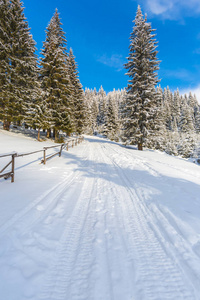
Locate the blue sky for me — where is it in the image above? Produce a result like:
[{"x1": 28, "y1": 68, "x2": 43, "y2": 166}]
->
[{"x1": 23, "y1": 0, "x2": 200, "y2": 99}]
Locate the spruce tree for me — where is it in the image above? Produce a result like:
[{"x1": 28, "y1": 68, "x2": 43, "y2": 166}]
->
[
  {"x1": 0, "y1": 0, "x2": 11, "y2": 128},
  {"x1": 40, "y1": 9, "x2": 72, "y2": 139},
  {"x1": 97, "y1": 86, "x2": 107, "y2": 128},
  {"x1": 104, "y1": 94, "x2": 120, "y2": 141},
  {"x1": 0, "y1": 0, "x2": 38, "y2": 130},
  {"x1": 67, "y1": 48, "x2": 85, "y2": 134},
  {"x1": 180, "y1": 94, "x2": 194, "y2": 133},
  {"x1": 123, "y1": 5, "x2": 160, "y2": 150}
]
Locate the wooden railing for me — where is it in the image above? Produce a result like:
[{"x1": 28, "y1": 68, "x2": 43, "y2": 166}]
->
[
  {"x1": 0, "y1": 153, "x2": 17, "y2": 183},
  {"x1": 0, "y1": 136, "x2": 84, "y2": 183}
]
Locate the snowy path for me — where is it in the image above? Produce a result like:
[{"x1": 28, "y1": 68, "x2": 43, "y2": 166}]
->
[{"x1": 1, "y1": 134, "x2": 200, "y2": 299}]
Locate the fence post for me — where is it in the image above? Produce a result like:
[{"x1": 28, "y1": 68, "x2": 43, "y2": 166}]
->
[
  {"x1": 59, "y1": 144, "x2": 63, "y2": 157},
  {"x1": 43, "y1": 149, "x2": 46, "y2": 164},
  {"x1": 11, "y1": 154, "x2": 15, "y2": 183}
]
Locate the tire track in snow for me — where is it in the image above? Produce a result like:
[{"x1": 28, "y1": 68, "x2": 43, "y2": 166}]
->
[
  {"x1": 104, "y1": 141, "x2": 200, "y2": 296},
  {"x1": 101, "y1": 143, "x2": 197, "y2": 299},
  {"x1": 39, "y1": 142, "x2": 135, "y2": 300},
  {"x1": 106, "y1": 142, "x2": 200, "y2": 180},
  {"x1": 39, "y1": 143, "x2": 100, "y2": 300},
  {"x1": 0, "y1": 144, "x2": 89, "y2": 237},
  {"x1": 93, "y1": 147, "x2": 138, "y2": 300}
]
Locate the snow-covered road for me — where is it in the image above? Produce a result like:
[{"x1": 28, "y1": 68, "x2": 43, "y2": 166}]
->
[{"x1": 1, "y1": 133, "x2": 200, "y2": 299}]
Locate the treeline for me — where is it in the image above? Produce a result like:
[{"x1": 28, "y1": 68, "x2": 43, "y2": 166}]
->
[
  {"x1": 84, "y1": 86, "x2": 200, "y2": 158},
  {"x1": 1, "y1": 2, "x2": 200, "y2": 159},
  {"x1": 0, "y1": 1, "x2": 85, "y2": 141}
]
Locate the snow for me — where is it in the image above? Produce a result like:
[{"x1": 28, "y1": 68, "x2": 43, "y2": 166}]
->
[{"x1": 1, "y1": 129, "x2": 200, "y2": 299}]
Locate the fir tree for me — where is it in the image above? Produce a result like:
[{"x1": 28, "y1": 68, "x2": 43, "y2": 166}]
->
[
  {"x1": 123, "y1": 6, "x2": 160, "y2": 150},
  {"x1": 0, "y1": 0, "x2": 38, "y2": 130},
  {"x1": 97, "y1": 86, "x2": 107, "y2": 128},
  {"x1": 0, "y1": 0, "x2": 11, "y2": 129},
  {"x1": 40, "y1": 9, "x2": 72, "y2": 139},
  {"x1": 104, "y1": 94, "x2": 120, "y2": 141},
  {"x1": 172, "y1": 89, "x2": 181, "y2": 130},
  {"x1": 67, "y1": 48, "x2": 85, "y2": 134},
  {"x1": 180, "y1": 94, "x2": 194, "y2": 133}
]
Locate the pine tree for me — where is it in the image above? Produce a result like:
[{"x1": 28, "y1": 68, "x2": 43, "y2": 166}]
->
[
  {"x1": 172, "y1": 89, "x2": 181, "y2": 131},
  {"x1": 180, "y1": 94, "x2": 194, "y2": 133},
  {"x1": 104, "y1": 94, "x2": 120, "y2": 141},
  {"x1": 193, "y1": 94, "x2": 200, "y2": 133},
  {"x1": 0, "y1": 0, "x2": 39, "y2": 130},
  {"x1": 0, "y1": 0, "x2": 11, "y2": 129},
  {"x1": 40, "y1": 9, "x2": 72, "y2": 139},
  {"x1": 163, "y1": 87, "x2": 173, "y2": 131},
  {"x1": 67, "y1": 48, "x2": 85, "y2": 134},
  {"x1": 123, "y1": 6, "x2": 160, "y2": 150},
  {"x1": 147, "y1": 85, "x2": 167, "y2": 150},
  {"x1": 97, "y1": 86, "x2": 107, "y2": 129},
  {"x1": 91, "y1": 97, "x2": 99, "y2": 133}
]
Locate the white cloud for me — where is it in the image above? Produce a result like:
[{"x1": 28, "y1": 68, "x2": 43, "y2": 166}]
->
[
  {"x1": 180, "y1": 85, "x2": 200, "y2": 103},
  {"x1": 97, "y1": 54, "x2": 126, "y2": 71},
  {"x1": 141, "y1": 0, "x2": 200, "y2": 20},
  {"x1": 146, "y1": 0, "x2": 173, "y2": 15}
]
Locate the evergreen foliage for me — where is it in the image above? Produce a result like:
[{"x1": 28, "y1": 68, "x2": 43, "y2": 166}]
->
[
  {"x1": 40, "y1": 9, "x2": 73, "y2": 138},
  {"x1": 67, "y1": 48, "x2": 85, "y2": 134},
  {"x1": 1, "y1": 1, "x2": 200, "y2": 160},
  {"x1": 104, "y1": 94, "x2": 120, "y2": 141},
  {"x1": 123, "y1": 6, "x2": 160, "y2": 150},
  {"x1": 0, "y1": 0, "x2": 39, "y2": 130}
]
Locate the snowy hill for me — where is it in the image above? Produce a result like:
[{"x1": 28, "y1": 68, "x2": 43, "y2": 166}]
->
[{"x1": 1, "y1": 129, "x2": 200, "y2": 299}]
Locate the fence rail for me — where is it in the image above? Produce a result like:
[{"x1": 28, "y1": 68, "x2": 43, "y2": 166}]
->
[{"x1": 0, "y1": 136, "x2": 84, "y2": 183}]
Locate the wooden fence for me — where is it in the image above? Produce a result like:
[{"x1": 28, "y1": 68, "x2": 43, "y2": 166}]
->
[{"x1": 0, "y1": 136, "x2": 84, "y2": 183}]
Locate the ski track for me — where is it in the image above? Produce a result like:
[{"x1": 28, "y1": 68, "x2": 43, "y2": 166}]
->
[
  {"x1": 106, "y1": 142, "x2": 200, "y2": 181},
  {"x1": 39, "y1": 142, "x2": 99, "y2": 300},
  {"x1": 100, "y1": 141, "x2": 199, "y2": 299},
  {"x1": 1, "y1": 137, "x2": 200, "y2": 299},
  {"x1": 0, "y1": 145, "x2": 89, "y2": 237}
]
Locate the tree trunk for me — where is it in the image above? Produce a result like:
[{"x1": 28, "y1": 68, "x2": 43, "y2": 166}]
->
[
  {"x1": 37, "y1": 128, "x2": 40, "y2": 141},
  {"x1": 54, "y1": 129, "x2": 59, "y2": 142},
  {"x1": 138, "y1": 142, "x2": 143, "y2": 151},
  {"x1": 3, "y1": 120, "x2": 11, "y2": 131},
  {"x1": 46, "y1": 128, "x2": 51, "y2": 138}
]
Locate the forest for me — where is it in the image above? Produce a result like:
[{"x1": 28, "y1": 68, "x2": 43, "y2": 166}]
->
[{"x1": 1, "y1": 1, "x2": 200, "y2": 159}]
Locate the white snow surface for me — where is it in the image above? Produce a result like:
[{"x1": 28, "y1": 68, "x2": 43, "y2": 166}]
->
[{"x1": 1, "y1": 129, "x2": 200, "y2": 300}]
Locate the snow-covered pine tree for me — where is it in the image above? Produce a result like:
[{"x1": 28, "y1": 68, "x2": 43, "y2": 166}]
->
[
  {"x1": 147, "y1": 85, "x2": 167, "y2": 150},
  {"x1": 163, "y1": 87, "x2": 173, "y2": 131},
  {"x1": 193, "y1": 94, "x2": 200, "y2": 133},
  {"x1": 104, "y1": 94, "x2": 120, "y2": 141},
  {"x1": 91, "y1": 96, "x2": 99, "y2": 133},
  {"x1": 0, "y1": 0, "x2": 11, "y2": 129},
  {"x1": 83, "y1": 88, "x2": 94, "y2": 134},
  {"x1": 172, "y1": 89, "x2": 181, "y2": 131},
  {"x1": 0, "y1": 0, "x2": 39, "y2": 130},
  {"x1": 97, "y1": 86, "x2": 107, "y2": 131},
  {"x1": 123, "y1": 5, "x2": 160, "y2": 150},
  {"x1": 67, "y1": 48, "x2": 85, "y2": 134},
  {"x1": 187, "y1": 92, "x2": 199, "y2": 130},
  {"x1": 40, "y1": 9, "x2": 73, "y2": 139},
  {"x1": 180, "y1": 94, "x2": 195, "y2": 133}
]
